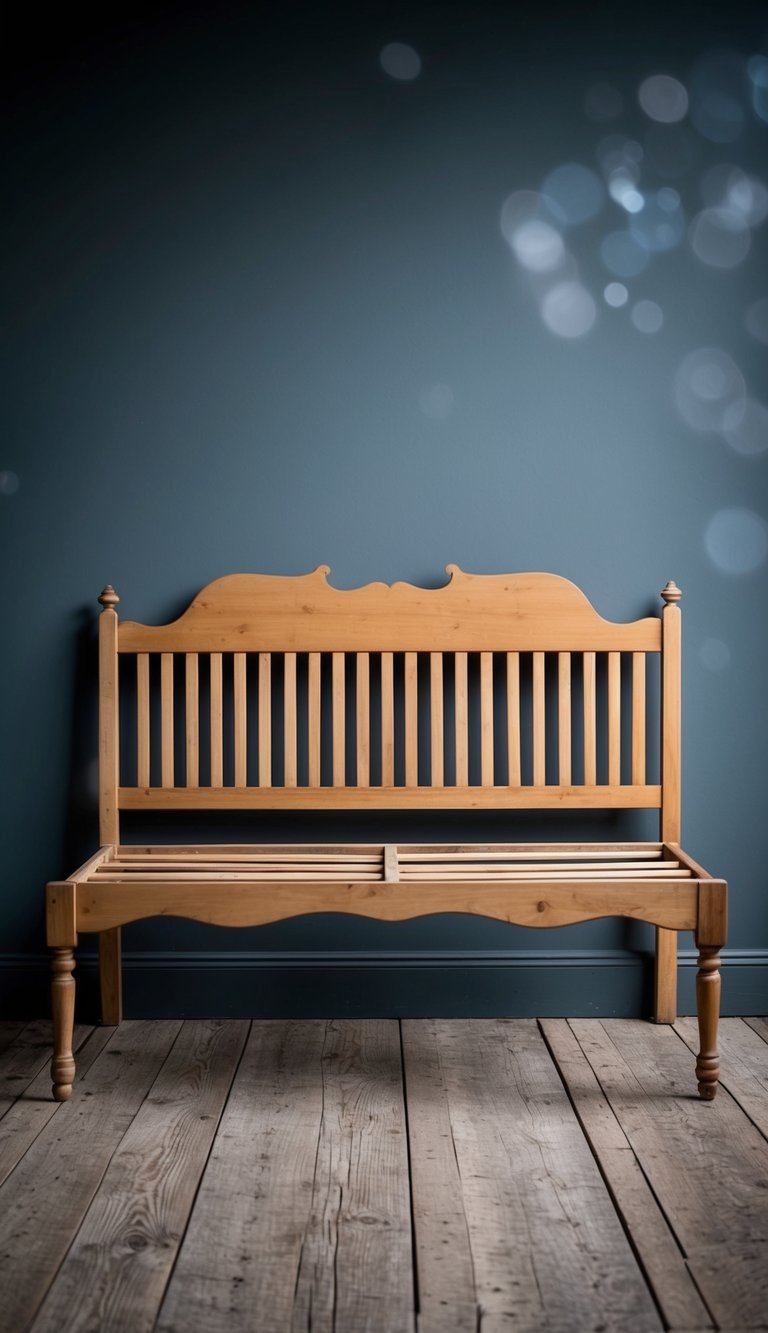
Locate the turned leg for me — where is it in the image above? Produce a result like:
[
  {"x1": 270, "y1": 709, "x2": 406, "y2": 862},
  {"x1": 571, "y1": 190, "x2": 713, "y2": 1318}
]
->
[
  {"x1": 99, "y1": 927, "x2": 123, "y2": 1025},
  {"x1": 695, "y1": 946, "x2": 721, "y2": 1101},
  {"x1": 51, "y1": 948, "x2": 76, "y2": 1101}
]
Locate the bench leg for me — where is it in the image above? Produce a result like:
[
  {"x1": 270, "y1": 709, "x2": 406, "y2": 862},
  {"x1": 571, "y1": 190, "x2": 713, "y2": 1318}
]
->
[
  {"x1": 51, "y1": 948, "x2": 76, "y2": 1101},
  {"x1": 653, "y1": 926, "x2": 677, "y2": 1023},
  {"x1": 695, "y1": 946, "x2": 721, "y2": 1101},
  {"x1": 99, "y1": 927, "x2": 123, "y2": 1025}
]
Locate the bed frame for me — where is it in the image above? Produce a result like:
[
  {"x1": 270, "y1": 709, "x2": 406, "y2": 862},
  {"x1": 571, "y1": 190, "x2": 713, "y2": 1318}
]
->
[{"x1": 46, "y1": 567, "x2": 727, "y2": 1101}]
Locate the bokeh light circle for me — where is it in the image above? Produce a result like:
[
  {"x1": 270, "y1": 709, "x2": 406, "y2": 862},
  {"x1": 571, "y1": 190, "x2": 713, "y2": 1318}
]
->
[
  {"x1": 541, "y1": 163, "x2": 605, "y2": 225},
  {"x1": 689, "y1": 207, "x2": 751, "y2": 268},
  {"x1": 674, "y1": 348, "x2": 746, "y2": 432},
  {"x1": 638, "y1": 74, "x2": 689, "y2": 123},
  {"x1": 510, "y1": 220, "x2": 565, "y2": 272},
  {"x1": 691, "y1": 93, "x2": 744, "y2": 143},
  {"x1": 604, "y1": 282, "x2": 628, "y2": 307},
  {"x1": 500, "y1": 191, "x2": 544, "y2": 245},
  {"x1": 704, "y1": 508, "x2": 768, "y2": 575},
  {"x1": 608, "y1": 173, "x2": 644, "y2": 212},
  {"x1": 631, "y1": 300, "x2": 664, "y2": 333},
  {"x1": 540, "y1": 282, "x2": 597, "y2": 338},
  {"x1": 630, "y1": 191, "x2": 685, "y2": 251},
  {"x1": 379, "y1": 43, "x2": 421, "y2": 80}
]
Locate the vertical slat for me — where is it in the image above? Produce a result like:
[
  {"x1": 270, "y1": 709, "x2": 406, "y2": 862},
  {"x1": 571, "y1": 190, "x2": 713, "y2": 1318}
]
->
[
  {"x1": 532, "y1": 651, "x2": 545, "y2": 785},
  {"x1": 632, "y1": 652, "x2": 646, "y2": 785},
  {"x1": 308, "y1": 652, "x2": 321, "y2": 786},
  {"x1": 332, "y1": 653, "x2": 345, "y2": 787},
  {"x1": 258, "y1": 653, "x2": 271, "y2": 787},
  {"x1": 381, "y1": 653, "x2": 394, "y2": 786},
  {"x1": 160, "y1": 653, "x2": 174, "y2": 788},
  {"x1": 506, "y1": 652, "x2": 521, "y2": 786},
  {"x1": 583, "y1": 652, "x2": 596, "y2": 785},
  {"x1": 480, "y1": 652, "x2": 494, "y2": 786},
  {"x1": 608, "y1": 651, "x2": 621, "y2": 786},
  {"x1": 356, "y1": 653, "x2": 370, "y2": 786},
  {"x1": 137, "y1": 654, "x2": 150, "y2": 788},
  {"x1": 404, "y1": 652, "x2": 418, "y2": 787},
  {"x1": 210, "y1": 654, "x2": 223, "y2": 787},
  {"x1": 234, "y1": 652, "x2": 247, "y2": 787},
  {"x1": 284, "y1": 653, "x2": 297, "y2": 787},
  {"x1": 454, "y1": 652, "x2": 468, "y2": 786},
  {"x1": 185, "y1": 653, "x2": 199, "y2": 788},
  {"x1": 558, "y1": 652, "x2": 571, "y2": 785},
  {"x1": 430, "y1": 653, "x2": 444, "y2": 786}
]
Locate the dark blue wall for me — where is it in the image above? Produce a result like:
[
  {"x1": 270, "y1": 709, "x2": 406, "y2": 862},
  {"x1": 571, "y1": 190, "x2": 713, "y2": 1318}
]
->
[{"x1": 2, "y1": 1, "x2": 767, "y2": 1017}]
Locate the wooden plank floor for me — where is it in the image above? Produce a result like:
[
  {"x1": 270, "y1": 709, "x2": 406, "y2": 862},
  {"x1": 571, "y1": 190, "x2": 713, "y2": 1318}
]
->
[{"x1": 0, "y1": 1018, "x2": 767, "y2": 1332}]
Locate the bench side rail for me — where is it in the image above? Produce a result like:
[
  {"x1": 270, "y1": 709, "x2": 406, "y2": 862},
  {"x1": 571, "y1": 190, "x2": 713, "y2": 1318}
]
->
[{"x1": 99, "y1": 568, "x2": 670, "y2": 829}]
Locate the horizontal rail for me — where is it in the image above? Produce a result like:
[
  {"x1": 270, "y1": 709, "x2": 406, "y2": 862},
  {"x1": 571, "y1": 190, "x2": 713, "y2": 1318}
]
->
[
  {"x1": 118, "y1": 784, "x2": 662, "y2": 810},
  {"x1": 118, "y1": 627, "x2": 662, "y2": 654},
  {"x1": 75, "y1": 879, "x2": 698, "y2": 932}
]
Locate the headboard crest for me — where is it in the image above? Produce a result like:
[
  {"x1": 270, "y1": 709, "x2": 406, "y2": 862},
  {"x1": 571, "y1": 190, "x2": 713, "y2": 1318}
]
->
[{"x1": 117, "y1": 566, "x2": 661, "y2": 652}]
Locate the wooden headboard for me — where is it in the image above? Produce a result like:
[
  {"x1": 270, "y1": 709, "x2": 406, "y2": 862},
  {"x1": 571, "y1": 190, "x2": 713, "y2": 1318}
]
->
[{"x1": 96, "y1": 567, "x2": 681, "y2": 841}]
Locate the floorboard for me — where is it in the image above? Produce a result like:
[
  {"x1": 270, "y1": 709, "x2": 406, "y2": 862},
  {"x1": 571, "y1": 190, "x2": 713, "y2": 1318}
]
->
[
  {"x1": 0, "y1": 1017, "x2": 766, "y2": 1332},
  {"x1": 405, "y1": 1019, "x2": 661, "y2": 1332},
  {"x1": 675, "y1": 1017, "x2": 768, "y2": 1143},
  {"x1": 0, "y1": 1021, "x2": 182, "y2": 1331},
  {"x1": 30, "y1": 1020, "x2": 249, "y2": 1333},
  {"x1": 569, "y1": 1018, "x2": 768, "y2": 1330}
]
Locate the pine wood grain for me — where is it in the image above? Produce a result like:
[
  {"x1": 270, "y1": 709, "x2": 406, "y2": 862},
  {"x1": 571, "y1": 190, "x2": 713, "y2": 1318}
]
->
[
  {"x1": 675, "y1": 1016, "x2": 768, "y2": 1141},
  {"x1": 0, "y1": 1021, "x2": 181, "y2": 1331},
  {"x1": 290, "y1": 1019, "x2": 413, "y2": 1332},
  {"x1": 157, "y1": 1020, "x2": 413, "y2": 1333},
  {"x1": 118, "y1": 783, "x2": 663, "y2": 810},
  {"x1": 31, "y1": 1021, "x2": 248, "y2": 1333},
  {"x1": 404, "y1": 1019, "x2": 661, "y2": 1332},
  {"x1": 569, "y1": 1018, "x2": 768, "y2": 1329},
  {"x1": 0, "y1": 1022, "x2": 95, "y2": 1124},
  {"x1": 118, "y1": 568, "x2": 663, "y2": 653},
  {"x1": 744, "y1": 1016, "x2": 768, "y2": 1044},
  {"x1": 541, "y1": 1019, "x2": 712, "y2": 1330},
  {"x1": 75, "y1": 877, "x2": 699, "y2": 933},
  {"x1": 0, "y1": 1028, "x2": 110, "y2": 1190}
]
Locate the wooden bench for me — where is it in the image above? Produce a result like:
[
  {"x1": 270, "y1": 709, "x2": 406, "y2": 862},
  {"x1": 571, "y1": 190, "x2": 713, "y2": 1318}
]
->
[{"x1": 46, "y1": 567, "x2": 727, "y2": 1102}]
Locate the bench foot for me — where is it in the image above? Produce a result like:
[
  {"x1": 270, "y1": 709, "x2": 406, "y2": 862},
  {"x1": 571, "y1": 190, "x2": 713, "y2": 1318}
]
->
[
  {"x1": 51, "y1": 948, "x2": 76, "y2": 1101},
  {"x1": 695, "y1": 946, "x2": 720, "y2": 1101}
]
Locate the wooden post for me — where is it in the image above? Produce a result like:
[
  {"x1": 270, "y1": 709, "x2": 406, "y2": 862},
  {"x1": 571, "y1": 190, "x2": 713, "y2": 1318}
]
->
[
  {"x1": 655, "y1": 581, "x2": 681, "y2": 1023},
  {"x1": 695, "y1": 948, "x2": 721, "y2": 1100},
  {"x1": 98, "y1": 586, "x2": 122, "y2": 1027},
  {"x1": 99, "y1": 927, "x2": 123, "y2": 1025},
  {"x1": 695, "y1": 879, "x2": 727, "y2": 1101},
  {"x1": 98, "y1": 585, "x2": 120, "y2": 845},
  {"x1": 47, "y1": 880, "x2": 78, "y2": 1101},
  {"x1": 51, "y1": 949, "x2": 76, "y2": 1101}
]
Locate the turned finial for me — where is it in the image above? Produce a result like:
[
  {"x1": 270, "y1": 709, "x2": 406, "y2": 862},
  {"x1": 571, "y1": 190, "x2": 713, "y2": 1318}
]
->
[
  {"x1": 98, "y1": 585, "x2": 120, "y2": 611},
  {"x1": 661, "y1": 581, "x2": 682, "y2": 605}
]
